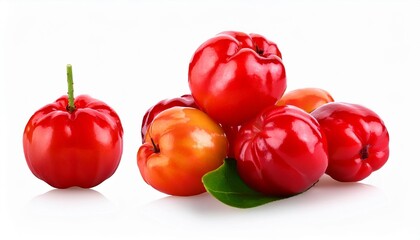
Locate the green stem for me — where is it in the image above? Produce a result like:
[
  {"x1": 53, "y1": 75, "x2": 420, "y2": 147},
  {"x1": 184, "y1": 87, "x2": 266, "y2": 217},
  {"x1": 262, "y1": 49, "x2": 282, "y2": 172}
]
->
[{"x1": 66, "y1": 64, "x2": 75, "y2": 113}]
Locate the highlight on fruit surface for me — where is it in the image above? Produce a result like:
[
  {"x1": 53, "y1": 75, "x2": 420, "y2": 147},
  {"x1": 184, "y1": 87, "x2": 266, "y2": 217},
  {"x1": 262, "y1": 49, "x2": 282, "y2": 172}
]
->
[{"x1": 276, "y1": 87, "x2": 334, "y2": 113}]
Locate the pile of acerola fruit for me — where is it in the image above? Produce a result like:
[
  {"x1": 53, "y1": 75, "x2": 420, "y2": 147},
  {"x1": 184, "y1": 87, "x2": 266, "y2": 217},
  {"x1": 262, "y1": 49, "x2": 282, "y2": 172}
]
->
[
  {"x1": 22, "y1": 31, "x2": 390, "y2": 208},
  {"x1": 137, "y1": 31, "x2": 390, "y2": 204}
]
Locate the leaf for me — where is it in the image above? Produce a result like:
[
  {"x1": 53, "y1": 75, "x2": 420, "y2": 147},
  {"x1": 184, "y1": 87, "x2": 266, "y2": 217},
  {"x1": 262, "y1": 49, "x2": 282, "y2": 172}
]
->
[{"x1": 202, "y1": 158, "x2": 285, "y2": 208}]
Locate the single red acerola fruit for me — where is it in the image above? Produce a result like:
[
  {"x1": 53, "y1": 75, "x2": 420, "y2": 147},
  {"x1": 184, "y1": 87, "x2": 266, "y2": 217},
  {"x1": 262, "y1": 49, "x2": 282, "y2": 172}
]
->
[{"x1": 311, "y1": 102, "x2": 390, "y2": 182}]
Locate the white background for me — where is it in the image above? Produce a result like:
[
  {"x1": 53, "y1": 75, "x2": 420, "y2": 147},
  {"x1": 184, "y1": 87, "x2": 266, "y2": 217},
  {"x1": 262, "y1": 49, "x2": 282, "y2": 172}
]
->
[{"x1": 1, "y1": 0, "x2": 419, "y2": 239}]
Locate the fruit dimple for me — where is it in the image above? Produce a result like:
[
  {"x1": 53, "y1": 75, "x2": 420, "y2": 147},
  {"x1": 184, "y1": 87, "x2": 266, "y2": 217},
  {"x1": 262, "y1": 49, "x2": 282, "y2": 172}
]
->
[
  {"x1": 255, "y1": 45, "x2": 264, "y2": 56},
  {"x1": 360, "y1": 144, "x2": 370, "y2": 160}
]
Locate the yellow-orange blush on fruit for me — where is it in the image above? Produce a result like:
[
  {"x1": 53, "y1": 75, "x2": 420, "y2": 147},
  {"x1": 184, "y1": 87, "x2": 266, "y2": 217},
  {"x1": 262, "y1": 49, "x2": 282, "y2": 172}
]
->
[{"x1": 276, "y1": 87, "x2": 334, "y2": 113}]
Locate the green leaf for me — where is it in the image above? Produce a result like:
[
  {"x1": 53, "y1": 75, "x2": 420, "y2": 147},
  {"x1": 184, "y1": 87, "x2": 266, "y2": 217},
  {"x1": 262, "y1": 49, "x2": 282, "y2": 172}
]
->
[{"x1": 202, "y1": 158, "x2": 285, "y2": 208}]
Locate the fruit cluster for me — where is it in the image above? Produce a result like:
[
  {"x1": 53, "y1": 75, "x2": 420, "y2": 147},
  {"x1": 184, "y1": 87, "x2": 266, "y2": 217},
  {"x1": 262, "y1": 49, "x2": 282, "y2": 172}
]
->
[
  {"x1": 22, "y1": 31, "x2": 390, "y2": 209},
  {"x1": 137, "y1": 31, "x2": 390, "y2": 207}
]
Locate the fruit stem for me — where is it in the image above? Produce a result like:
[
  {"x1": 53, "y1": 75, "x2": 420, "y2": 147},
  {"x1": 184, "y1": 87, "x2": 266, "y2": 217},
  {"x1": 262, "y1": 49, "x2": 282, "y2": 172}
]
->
[{"x1": 66, "y1": 64, "x2": 76, "y2": 113}]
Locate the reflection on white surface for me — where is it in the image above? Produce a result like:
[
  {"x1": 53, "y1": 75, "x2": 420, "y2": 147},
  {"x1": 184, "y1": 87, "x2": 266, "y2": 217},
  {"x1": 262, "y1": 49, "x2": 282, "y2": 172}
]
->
[
  {"x1": 140, "y1": 175, "x2": 387, "y2": 227},
  {"x1": 129, "y1": 176, "x2": 390, "y2": 239},
  {"x1": 25, "y1": 187, "x2": 116, "y2": 217},
  {"x1": 15, "y1": 188, "x2": 120, "y2": 239},
  {"x1": 12, "y1": 175, "x2": 394, "y2": 240}
]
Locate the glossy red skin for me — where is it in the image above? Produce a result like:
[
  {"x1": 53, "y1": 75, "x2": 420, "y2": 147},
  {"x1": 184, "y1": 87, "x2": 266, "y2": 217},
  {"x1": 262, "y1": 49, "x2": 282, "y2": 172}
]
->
[
  {"x1": 141, "y1": 94, "x2": 197, "y2": 142},
  {"x1": 222, "y1": 124, "x2": 241, "y2": 159},
  {"x1": 189, "y1": 31, "x2": 287, "y2": 126},
  {"x1": 23, "y1": 95, "x2": 124, "y2": 189},
  {"x1": 234, "y1": 105, "x2": 328, "y2": 197},
  {"x1": 311, "y1": 102, "x2": 389, "y2": 182}
]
